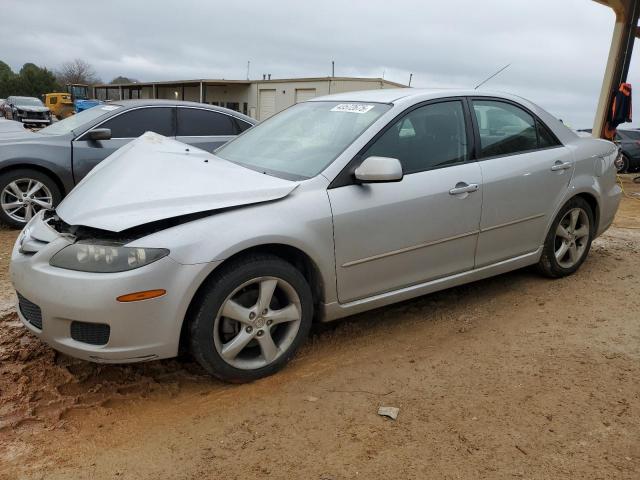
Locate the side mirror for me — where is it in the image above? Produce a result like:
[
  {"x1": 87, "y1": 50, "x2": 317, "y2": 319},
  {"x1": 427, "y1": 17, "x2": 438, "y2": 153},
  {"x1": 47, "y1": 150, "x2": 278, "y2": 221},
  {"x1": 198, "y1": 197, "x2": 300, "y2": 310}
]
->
[
  {"x1": 354, "y1": 156, "x2": 403, "y2": 183},
  {"x1": 86, "y1": 128, "x2": 111, "y2": 141}
]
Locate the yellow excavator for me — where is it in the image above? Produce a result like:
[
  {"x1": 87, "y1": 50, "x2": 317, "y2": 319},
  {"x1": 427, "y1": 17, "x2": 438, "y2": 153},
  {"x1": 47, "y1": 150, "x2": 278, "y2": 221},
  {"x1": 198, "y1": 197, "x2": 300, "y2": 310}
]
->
[
  {"x1": 44, "y1": 84, "x2": 101, "y2": 119},
  {"x1": 43, "y1": 92, "x2": 74, "y2": 119}
]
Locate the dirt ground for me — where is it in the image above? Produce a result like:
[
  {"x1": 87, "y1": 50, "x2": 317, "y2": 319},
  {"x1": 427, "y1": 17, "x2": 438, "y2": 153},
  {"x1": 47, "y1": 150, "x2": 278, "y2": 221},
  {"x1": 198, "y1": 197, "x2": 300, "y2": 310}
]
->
[{"x1": 1, "y1": 176, "x2": 639, "y2": 480}]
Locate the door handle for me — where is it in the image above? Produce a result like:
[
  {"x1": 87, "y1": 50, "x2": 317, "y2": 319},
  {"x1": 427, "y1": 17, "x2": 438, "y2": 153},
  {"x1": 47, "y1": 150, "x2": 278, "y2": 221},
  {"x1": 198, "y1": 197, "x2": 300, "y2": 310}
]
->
[
  {"x1": 449, "y1": 183, "x2": 479, "y2": 195},
  {"x1": 550, "y1": 161, "x2": 572, "y2": 171}
]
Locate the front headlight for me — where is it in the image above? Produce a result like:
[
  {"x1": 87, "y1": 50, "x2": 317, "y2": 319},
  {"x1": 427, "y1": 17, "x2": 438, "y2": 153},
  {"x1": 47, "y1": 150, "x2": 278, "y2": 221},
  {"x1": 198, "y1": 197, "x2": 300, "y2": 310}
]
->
[{"x1": 49, "y1": 243, "x2": 169, "y2": 273}]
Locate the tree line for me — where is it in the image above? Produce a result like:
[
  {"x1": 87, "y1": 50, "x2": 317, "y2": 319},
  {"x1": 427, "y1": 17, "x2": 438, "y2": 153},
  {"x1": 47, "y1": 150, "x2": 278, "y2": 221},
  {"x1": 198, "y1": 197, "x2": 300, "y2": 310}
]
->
[{"x1": 0, "y1": 59, "x2": 138, "y2": 99}]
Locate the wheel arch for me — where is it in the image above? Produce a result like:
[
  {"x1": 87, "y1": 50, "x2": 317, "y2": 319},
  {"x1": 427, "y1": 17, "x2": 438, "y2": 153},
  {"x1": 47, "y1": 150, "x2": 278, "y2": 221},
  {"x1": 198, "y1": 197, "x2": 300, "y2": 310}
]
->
[
  {"x1": 0, "y1": 163, "x2": 68, "y2": 197},
  {"x1": 178, "y1": 242, "x2": 327, "y2": 354},
  {"x1": 541, "y1": 190, "x2": 601, "y2": 253},
  {"x1": 574, "y1": 192, "x2": 600, "y2": 231}
]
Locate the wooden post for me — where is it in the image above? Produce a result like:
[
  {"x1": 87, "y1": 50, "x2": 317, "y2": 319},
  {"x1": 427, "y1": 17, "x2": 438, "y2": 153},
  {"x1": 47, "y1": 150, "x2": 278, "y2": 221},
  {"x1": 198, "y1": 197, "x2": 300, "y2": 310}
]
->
[{"x1": 593, "y1": 0, "x2": 639, "y2": 137}]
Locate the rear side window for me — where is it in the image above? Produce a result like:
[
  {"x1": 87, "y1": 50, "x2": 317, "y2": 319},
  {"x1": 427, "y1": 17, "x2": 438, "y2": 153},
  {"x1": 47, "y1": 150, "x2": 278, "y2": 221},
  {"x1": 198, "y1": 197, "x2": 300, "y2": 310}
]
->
[
  {"x1": 102, "y1": 107, "x2": 174, "y2": 138},
  {"x1": 177, "y1": 108, "x2": 236, "y2": 136},
  {"x1": 537, "y1": 120, "x2": 559, "y2": 148},
  {"x1": 472, "y1": 100, "x2": 546, "y2": 157},
  {"x1": 236, "y1": 119, "x2": 253, "y2": 133}
]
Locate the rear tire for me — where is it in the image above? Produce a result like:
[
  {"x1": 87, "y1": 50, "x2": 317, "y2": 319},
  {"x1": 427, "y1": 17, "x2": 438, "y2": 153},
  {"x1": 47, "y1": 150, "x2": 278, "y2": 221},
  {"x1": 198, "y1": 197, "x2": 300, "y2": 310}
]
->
[
  {"x1": 617, "y1": 154, "x2": 630, "y2": 173},
  {"x1": 537, "y1": 197, "x2": 594, "y2": 278},
  {"x1": 0, "y1": 169, "x2": 62, "y2": 228},
  {"x1": 188, "y1": 254, "x2": 313, "y2": 383}
]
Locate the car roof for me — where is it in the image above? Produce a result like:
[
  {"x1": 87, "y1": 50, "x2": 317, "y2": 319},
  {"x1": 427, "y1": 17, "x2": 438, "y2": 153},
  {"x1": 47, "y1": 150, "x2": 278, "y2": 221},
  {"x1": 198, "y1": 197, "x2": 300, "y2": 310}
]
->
[
  {"x1": 9, "y1": 96, "x2": 41, "y2": 101},
  {"x1": 310, "y1": 88, "x2": 538, "y2": 105},
  {"x1": 108, "y1": 99, "x2": 255, "y2": 123},
  {"x1": 310, "y1": 88, "x2": 578, "y2": 145}
]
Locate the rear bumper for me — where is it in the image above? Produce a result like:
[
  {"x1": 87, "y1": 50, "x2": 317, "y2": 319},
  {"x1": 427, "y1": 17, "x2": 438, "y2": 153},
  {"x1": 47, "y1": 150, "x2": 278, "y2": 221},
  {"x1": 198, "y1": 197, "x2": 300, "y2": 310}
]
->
[{"x1": 596, "y1": 183, "x2": 622, "y2": 237}]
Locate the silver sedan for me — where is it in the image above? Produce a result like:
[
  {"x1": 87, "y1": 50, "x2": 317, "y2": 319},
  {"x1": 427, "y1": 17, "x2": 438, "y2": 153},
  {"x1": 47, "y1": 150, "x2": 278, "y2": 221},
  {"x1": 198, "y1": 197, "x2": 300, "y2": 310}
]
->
[{"x1": 10, "y1": 89, "x2": 621, "y2": 382}]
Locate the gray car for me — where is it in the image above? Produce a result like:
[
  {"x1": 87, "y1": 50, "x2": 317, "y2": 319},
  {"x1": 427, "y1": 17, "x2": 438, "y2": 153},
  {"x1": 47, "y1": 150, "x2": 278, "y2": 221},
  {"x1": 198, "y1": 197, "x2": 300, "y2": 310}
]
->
[
  {"x1": 5, "y1": 96, "x2": 52, "y2": 126},
  {"x1": 0, "y1": 100, "x2": 255, "y2": 227},
  {"x1": 613, "y1": 129, "x2": 640, "y2": 172},
  {"x1": 10, "y1": 89, "x2": 621, "y2": 383}
]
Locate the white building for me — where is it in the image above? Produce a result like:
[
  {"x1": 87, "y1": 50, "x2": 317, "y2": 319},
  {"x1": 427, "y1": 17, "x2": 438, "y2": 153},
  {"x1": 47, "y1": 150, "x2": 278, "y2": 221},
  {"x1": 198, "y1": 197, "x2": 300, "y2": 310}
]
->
[{"x1": 93, "y1": 77, "x2": 407, "y2": 120}]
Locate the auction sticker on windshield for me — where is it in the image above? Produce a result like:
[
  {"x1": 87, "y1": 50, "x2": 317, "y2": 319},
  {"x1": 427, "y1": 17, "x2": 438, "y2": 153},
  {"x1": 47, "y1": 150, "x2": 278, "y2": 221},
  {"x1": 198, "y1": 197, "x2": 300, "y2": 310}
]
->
[
  {"x1": 100, "y1": 105, "x2": 120, "y2": 111},
  {"x1": 330, "y1": 104, "x2": 375, "y2": 114}
]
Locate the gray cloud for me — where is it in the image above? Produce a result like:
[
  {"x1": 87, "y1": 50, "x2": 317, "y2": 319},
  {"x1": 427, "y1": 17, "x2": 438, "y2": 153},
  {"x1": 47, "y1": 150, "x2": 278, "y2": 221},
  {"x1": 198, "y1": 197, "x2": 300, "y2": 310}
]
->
[{"x1": 2, "y1": 0, "x2": 636, "y2": 129}]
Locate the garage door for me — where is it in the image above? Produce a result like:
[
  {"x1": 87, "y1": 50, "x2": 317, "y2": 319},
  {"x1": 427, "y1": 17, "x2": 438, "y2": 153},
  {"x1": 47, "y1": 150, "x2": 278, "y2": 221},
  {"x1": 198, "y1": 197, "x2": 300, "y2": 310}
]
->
[
  {"x1": 259, "y1": 89, "x2": 276, "y2": 120},
  {"x1": 295, "y1": 88, "x2": 316, "y2": 103}
]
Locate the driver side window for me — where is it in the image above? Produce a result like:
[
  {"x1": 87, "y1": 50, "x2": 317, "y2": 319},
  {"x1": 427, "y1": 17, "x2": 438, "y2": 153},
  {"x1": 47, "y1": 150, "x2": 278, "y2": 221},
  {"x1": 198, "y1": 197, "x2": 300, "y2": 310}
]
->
[{"x1": 361, "y1": 101, "x2": 469, "y2": 174}]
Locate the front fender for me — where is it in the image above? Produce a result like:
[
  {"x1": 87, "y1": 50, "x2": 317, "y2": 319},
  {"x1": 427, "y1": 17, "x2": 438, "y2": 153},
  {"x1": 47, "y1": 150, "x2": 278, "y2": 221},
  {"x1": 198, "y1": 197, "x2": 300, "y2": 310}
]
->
[
  {"x1": 127, "y1": 184, "x2": 338, "y2": 304},
  {"x1": 0, "y1": 139, "x2": 74, "y2": 193}
]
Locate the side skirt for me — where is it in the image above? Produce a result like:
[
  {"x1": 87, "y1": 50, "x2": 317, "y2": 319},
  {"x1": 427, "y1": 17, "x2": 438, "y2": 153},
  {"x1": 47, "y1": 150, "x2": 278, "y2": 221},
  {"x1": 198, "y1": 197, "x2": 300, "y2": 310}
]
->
[{"x1": 320, "y1": 247, "x2": 542, "y2": 322}]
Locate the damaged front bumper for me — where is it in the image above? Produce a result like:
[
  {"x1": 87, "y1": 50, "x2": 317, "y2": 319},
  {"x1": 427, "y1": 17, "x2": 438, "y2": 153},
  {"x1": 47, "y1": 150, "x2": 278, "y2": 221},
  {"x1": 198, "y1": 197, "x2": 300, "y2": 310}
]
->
[{"x1": 10, "y1": 211, "x2": 216, "y2": 363}]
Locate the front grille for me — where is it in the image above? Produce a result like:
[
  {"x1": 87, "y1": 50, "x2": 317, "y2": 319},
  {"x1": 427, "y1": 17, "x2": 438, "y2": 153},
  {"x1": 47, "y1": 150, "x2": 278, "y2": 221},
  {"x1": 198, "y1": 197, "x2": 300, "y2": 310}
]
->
[
  {"x1": 17, "y1": 292, "x2": 43, "y2": 329},
  {"x1": 24, "y1": 112, "x2": 45, "y2": 119},
  {"x1": 70, "y1": 321, "x2": 110, "y2": 346}
]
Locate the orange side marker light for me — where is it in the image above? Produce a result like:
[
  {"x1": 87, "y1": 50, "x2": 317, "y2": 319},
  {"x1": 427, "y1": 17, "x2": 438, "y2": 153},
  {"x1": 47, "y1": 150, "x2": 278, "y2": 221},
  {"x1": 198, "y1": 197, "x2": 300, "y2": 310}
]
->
[{"x1": 117, "y1": 289, "x2": 166, "y2": 302}]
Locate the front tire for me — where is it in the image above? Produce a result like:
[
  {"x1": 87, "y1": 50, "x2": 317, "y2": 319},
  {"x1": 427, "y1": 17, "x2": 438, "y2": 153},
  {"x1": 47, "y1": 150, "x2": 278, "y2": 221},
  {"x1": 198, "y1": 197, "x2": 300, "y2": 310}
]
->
[
  {"x1": 188, "y1": 254, "x2": 313, "y2": 383},
  {"x1": 537, "y1": 197, "x2": 594, "y2": 278},
  {"x1": 0, "y1": 169, "x2": 62, "y2": 228}
]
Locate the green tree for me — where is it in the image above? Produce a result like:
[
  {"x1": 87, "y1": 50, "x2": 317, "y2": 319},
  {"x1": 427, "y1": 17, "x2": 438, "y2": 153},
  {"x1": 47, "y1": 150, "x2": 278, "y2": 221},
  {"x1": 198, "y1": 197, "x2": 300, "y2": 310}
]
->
[
  {"x1": 18, "y1": 63, "x2": 60, "y2": 98},
  {"x1": 0, "y1": 61, "x2": 17, "y2": 99},
  {"x1": 0, "y1": 61, "x2": 60, "y2": 99},
  {"x1": 110, "y1": 76, "x2": 138, "y2": 84}
]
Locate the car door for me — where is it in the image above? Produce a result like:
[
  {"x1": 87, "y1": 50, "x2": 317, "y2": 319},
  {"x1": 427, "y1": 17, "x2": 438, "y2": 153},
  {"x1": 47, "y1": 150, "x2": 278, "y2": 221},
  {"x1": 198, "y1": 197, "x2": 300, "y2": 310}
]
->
[
  {"x1": 71, "y1": 106, "x2": 176, "y2": 182},
  {"x1": 176, "y1": 107, "x2": 240, "y2": 153},
  {"x1": 328, "y1": 99, "x2": 482, "y2": 303},
  {"x1": 470, "y1": 98, "x2": 574, "y2": 267}
]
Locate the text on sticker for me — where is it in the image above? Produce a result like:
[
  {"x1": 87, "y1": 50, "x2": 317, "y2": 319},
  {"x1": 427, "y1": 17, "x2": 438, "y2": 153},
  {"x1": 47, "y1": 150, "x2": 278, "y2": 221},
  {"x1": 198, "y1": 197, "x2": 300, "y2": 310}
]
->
[{"x1": 330, "y1": 104, "x2": 375, "y2": 114}]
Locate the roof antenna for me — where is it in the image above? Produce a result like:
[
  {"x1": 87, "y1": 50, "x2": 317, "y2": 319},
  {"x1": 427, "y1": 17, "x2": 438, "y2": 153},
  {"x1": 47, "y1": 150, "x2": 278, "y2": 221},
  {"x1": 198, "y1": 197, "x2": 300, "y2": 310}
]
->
[{"x1": 474, "y1": 63, "x2": 511, "y2": 90}]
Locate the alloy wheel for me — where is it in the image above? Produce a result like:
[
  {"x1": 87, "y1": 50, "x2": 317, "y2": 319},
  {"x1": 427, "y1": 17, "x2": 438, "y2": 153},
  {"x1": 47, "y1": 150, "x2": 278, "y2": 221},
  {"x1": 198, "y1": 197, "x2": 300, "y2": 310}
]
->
[
  {"x1": 213, "y1": 276, "x2": 302, "y2": 370},
  {"x1": 554, "y1": 207, "x2": 590, "y2": 269},
  {"x1": 1, "y1": 178, "x2": 53, "y2": 223}
]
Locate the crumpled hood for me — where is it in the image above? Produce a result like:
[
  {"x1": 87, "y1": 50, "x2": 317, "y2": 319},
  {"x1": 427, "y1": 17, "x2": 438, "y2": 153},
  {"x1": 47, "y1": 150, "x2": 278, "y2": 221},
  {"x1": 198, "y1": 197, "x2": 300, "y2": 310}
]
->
[
  {"x1": 15, "y1": 105, "x2": 49, "y2": 113},
  {"x1": 56, "y1": 132, "x2": 298, "y2": 232}
]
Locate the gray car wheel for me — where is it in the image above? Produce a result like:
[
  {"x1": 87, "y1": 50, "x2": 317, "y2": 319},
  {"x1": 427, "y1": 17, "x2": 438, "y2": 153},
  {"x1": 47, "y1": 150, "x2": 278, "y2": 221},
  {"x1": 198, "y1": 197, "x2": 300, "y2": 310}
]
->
[
  {"x1": 188, "y1": 254, "x2": 313, "y2": 383},
  {"x1": 0, "y1": 169, "x2": 62, "y2": 228},
  {"x1": 537, "y1": 197, "x2": 594, "y2": 278}
]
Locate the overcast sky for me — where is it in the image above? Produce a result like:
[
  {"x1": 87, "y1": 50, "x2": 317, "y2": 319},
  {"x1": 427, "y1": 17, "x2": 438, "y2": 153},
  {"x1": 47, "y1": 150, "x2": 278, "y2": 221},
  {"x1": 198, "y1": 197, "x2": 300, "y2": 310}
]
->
[{"x1": 2, "y1": 0, "x2": 637, "y2": 129}]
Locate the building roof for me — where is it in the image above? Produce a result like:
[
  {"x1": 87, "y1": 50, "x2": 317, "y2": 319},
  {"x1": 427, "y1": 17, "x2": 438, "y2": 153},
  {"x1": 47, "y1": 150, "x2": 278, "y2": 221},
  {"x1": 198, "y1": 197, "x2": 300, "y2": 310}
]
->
[
  {"x1": 94, "y1": 79, "x2": 251, "y2": 88},
  {"x1": 94, "y1": 76, "x2": 407, "y2": 89}
]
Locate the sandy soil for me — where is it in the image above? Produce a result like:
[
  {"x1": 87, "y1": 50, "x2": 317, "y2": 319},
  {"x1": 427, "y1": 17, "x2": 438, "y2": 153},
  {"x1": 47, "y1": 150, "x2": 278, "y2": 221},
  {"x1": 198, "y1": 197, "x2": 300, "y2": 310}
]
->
[{"x1": 1, "y1": 176, "x2": 639, "y2": 479}]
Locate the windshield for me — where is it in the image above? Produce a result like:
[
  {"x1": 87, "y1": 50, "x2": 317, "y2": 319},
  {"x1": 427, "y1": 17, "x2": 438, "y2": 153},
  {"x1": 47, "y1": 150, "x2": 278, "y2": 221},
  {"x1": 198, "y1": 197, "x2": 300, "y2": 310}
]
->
[
  {"x1": 69, "y1": 85, "x2": 89, "y2": 99},
  {"x1": 39, "y1": 104, "x2": 122, "y2": 135},
  {"x1": 216, "y1": 101, "x2": 391, "y2": 178},
  {"x1": 14, "y1": 97, "x2": 44, "y2": 107}
]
